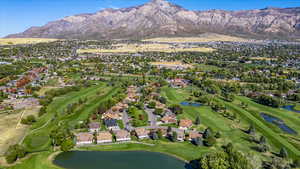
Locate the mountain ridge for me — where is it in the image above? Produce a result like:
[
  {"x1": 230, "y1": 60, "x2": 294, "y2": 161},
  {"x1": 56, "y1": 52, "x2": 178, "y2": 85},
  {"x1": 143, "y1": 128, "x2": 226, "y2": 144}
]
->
[{"x1": 6, "y1": 0, "x2": 300, "y2": 40}]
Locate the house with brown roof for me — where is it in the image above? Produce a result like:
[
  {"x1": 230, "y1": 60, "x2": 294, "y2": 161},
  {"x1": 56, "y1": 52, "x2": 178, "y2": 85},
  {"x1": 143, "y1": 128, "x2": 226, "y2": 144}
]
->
[
  {"x1": 188, "y1": 131, "x2": 203, "y2": 141},
  {"x1": 102, "y1": 110, "x2": 121, "y2": 120},
  {"x1": 97, "y1": 131, "x2": 113, "y2": 144},
  {"x1": 179, "y1": 119, "x2": 193, "y2": 130},
  {"x1": 135, "y1": 128, "x2": 150, "y2": 139},
  {"x1": 161, "y1": 115, "x2": 177, "y2": 124},
  {"x1": 88, "y1": 122, "x2": 100, "y2": 132},
  {"x1": 115, "y1": 130, "x2": 131, "y2": 142},
  {"x1": 76, "y1": 132, "x2": 94, "y2": 145}
]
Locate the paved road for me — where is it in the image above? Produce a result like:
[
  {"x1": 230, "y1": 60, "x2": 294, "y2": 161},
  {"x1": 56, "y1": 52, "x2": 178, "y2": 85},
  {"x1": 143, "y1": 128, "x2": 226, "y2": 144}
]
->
[
  {"x1": 144, "y1": 105, "x2": 157, "y2": 127},
  {"x1": 122, "y1": 111, "x2": 133, "y2": 131}
]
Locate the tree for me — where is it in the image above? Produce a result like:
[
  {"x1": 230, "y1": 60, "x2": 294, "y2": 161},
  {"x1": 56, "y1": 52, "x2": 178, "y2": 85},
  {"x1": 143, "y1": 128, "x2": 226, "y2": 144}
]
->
[
  {"x1": 258, "y1": 144, "x2": 269, "y2": 153},
  {"x1": 154, "y1": 108, "x2": 164, "y2": 115},
  {"x1": 147, "y1": 101, "x2": 156, "y2": 109},
  {"x1": 247, "y1": 124, "x2": 256, "y2": 135},
  {"x1": 159, "y1": 97, "x2": 167, "y2": 104},
  {"x1": 195, "y1": 116, "x2": 201, "y2": 125},
  {"x1": 204, "y1": 136, "x2": 216, "y2": 147},
  {"x1": 194, "y1": 137, "x2": 203, "y2": 146},
  {"x1": 199, "y1": 151, "x2": 229, "y2": 169},
  {"x1": 203, "y1": 128, "x2": 212, "y2": 139},
  {"x1": 151, "y1": 132, "x2": 159, "y2": 140},
  {"x1": 172, "y1": 131, "x2": 178, "y2": 142},
  {"x1": 21, "y1": 115, "x2": 37, "y2": 125},
  {"x1": 292, "y1": 159, "x2": 300, "y2": 168},
  {"x1": 170, "y1": 104, "x2": 183, "y2": 115},
  {"x1": 167, "y1": 126, "x2": 172, "y2": 133},
  {"x1": 5, "y1": 144, "x2": 26, "y2": 164},
  {"x1": 60, "y1": 139, "x2": 75, "y2": 152},
  {"x1": 157, "y1": 129, "x2": 163, "y2": 139},
  {"x1": 279, "y1": 147, "x2": 288, "y2": 158},
  {"x1": 259, "y1": 136, "x2": 267, "y2": 145},
  {"x1": 224, "y1": 143, "x2": 234, "y2": 153},
  {"x1": 215, "y1": 132, "x2": 221, "y2": 139}
]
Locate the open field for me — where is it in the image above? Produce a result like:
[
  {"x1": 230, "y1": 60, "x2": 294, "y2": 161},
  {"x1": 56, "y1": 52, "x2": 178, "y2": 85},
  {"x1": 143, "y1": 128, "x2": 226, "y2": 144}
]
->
[
  {"x1": 250, "y1": 57, "x2": 278, "y2": 61},
  {"x1": 77, "y1": 43, "x2": 215, "y2": 54},
  {"x1": 0, "y1": 38, "x2": 58, "y2": 45},
  {"x1": 143, "y1": 34, "x2": 249, "y2": 43},
  {"x1": 0, "y1": 105, "x2": 40, "y2": 156},
  {"x1": 150, "y1": 61, "x2": 193, "y2": 69}
]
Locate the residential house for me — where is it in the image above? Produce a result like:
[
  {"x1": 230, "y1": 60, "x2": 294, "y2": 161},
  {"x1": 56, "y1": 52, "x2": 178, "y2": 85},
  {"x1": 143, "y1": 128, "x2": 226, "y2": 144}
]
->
[
  {"x1": 161, "y1": 115, "x2": 177, "y2": 124},
  {"x1": 76, "y1": 132, "x2": 93, "y2": 145},
  {"x1": 188, "y1": 131, "x2": 203, "y2": 141},
  {"x1": 97, "y1": 131, "x2": 113, "y2": 144},
  {"x1": 115, "y1": 130, "x2": 131, "y2": 142},
  {"x1": 104, "y1": 118, "x2": 119, "y2": 130},
  {"x1": 169, "y1": 79, "x2": 188, "y2": 88},
  {"x1": 135, "y1": 128, "x2": 150, "y2": 139},
  {"x1": 88, "y1": 122, "x2": 100, "y2": 132},
  {"x1": 179, "y1": 119, "x2": 193, "y2": 130},
  {"x1": 102, "y1": 110, "x2": 121, "y2": 120}
]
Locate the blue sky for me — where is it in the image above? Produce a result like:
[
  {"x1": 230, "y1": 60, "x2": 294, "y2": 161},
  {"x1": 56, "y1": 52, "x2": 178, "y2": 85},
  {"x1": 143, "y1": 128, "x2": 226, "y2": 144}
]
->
[{"x1": 1, "y1": 0, "x2": 299, "y2": 37}]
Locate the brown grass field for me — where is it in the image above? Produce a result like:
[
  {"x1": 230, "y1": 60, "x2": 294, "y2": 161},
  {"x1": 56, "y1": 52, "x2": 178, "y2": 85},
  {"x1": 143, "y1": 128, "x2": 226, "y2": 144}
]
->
[
  {"x1": 0, "y1": 38, "x2": 58, "y2": 45},
  {"x1": 77, "y1": 43, "x2": 215, "y2": 54},
  {"x1": 0, "y1": 106, "x2": 40, "y2": 156},
  {"x1": 150, "y1": 61, "x2": 193, "y2": 68},
  {"x1": 143, "y1": 34, "x2": 249, "y2": 43},
  {"x1": 250, "y1": 57, "x2": 278, "y2": 61}
]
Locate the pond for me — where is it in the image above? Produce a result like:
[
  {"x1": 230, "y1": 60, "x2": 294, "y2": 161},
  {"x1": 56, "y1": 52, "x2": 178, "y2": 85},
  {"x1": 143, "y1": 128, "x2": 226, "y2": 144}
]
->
[
  {"x1": 54, "y1": 151, "x2": 187, "y2": 169},
  {"x1": 260, "y1": 113, "x2": 297, "y2": 135},
  {"x1": 282, "y1": 105, "x2": 300, "y2": 114},
  {"x1": 180, "y1": 102, "x2": 202, "y2": 107}
]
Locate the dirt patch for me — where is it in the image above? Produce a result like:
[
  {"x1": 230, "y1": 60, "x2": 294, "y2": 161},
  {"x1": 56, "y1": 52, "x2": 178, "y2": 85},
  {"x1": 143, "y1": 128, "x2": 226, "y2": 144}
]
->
[{"x1": 0, "y1": 105, "x2": 40, "y2": 156}]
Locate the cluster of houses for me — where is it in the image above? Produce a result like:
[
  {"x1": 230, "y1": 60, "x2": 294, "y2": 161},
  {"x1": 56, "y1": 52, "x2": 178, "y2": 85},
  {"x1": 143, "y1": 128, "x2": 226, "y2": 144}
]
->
[
  {"x1": 168, "y1": 78, "x2": 189, "y2": 88},
  {"x1": 2, "y1": 67, "x2": 47, "y2": 98},
  {"x1": 76, "y1": 130, "x2": 131, "y2": 145}
]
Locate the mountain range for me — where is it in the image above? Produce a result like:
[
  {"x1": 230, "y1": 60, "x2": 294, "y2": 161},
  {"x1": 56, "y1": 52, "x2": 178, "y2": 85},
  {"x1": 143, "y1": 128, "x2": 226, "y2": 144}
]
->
[{"x1": 6, "y1": 0, "x2": 300, "y2": 40}]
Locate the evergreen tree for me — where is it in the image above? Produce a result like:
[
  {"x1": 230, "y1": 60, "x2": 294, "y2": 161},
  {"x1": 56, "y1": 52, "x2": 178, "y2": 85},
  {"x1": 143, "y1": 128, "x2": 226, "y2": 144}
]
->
[
  {"x1": 195, "y1": 116, "x2": 201, "y2": 125},
  {"x1": 279, "y1": 147, "x2": 288, "y2": 158}
]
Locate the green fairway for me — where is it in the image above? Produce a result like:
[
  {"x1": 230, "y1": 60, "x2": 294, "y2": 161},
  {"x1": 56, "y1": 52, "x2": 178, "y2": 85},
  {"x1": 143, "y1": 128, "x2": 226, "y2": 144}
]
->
[
  {"x1": 222, "y1": 96, "x2": 300, "y2": 158},
  {"x1": 22, "y1": 84, "x2": 120, "y2": 152},
  {"x1": 8, "y1": 151, "x2": 61, "y2": 169},
  {"x1": 295, "y1": 104, "x2": 300, "y2": 111},
  {"x1": 160, "y1": 87, "x2": 269, "y2": 160}
]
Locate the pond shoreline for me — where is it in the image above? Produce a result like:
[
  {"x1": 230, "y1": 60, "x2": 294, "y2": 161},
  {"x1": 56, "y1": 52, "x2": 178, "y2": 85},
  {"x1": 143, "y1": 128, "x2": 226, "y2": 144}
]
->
[
  {"x1": 53, "y1": 149, "x2": 189, "y2": 169},
  {"x1": 50, "y1": 142, "x2": 191, "y2": 169}
]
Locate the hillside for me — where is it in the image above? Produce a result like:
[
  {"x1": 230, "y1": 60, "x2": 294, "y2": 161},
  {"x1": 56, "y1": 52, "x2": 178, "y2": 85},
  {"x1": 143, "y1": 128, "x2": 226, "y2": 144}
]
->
[{"x1": 6, "y1": 0, "x2": 300, "y2": 40}]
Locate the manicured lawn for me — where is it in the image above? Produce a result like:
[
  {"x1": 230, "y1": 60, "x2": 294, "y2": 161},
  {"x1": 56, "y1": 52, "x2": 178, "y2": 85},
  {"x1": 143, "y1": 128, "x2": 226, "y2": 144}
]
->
[
  {"x1": 8, "y1": 151, "x2": 61, "y2": 169},
  {"x1": 22, "y1": 84, "x2": 118, "y2": 152},
  {"x1": 196, "y1": 64, "x2": 221, "y2": 71},
  {"x1": 295, "y1": 104, "x2": 300, "y2": 111},
  {"x1": 128, "y1": 107, "x2": 148, "y2": 127},
  {"x1": 222, "y1": 96, "x2": 300, "y2": 158},
  {"x1": 160, "y1": 87, "x2": 269, "y2": 160}
]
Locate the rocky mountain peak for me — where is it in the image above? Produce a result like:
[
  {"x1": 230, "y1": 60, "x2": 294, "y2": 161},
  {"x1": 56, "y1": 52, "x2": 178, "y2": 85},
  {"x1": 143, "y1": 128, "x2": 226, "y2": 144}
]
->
[{"x1": 5, "y1": 0, "x2": 300, "y2": 40}]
